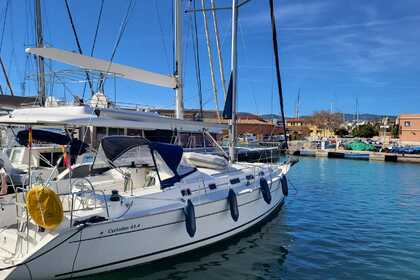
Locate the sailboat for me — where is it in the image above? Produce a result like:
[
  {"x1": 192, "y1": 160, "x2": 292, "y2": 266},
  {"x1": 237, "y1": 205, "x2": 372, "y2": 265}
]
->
[{"x1": 0, "y1": 0, "x2": 296, "y2": 279}]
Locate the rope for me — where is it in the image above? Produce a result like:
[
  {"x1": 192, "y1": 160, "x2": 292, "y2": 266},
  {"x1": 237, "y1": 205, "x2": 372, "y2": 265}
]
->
[
  {"x1": 201, "y1": 0, "x2": 221, "y2": 121},
  {"x1": 210, "y1": 0, "x2": 227, "y2": 101},
  {"x1": 190, "y1": 0, "x2": 203, "y2": 119}
]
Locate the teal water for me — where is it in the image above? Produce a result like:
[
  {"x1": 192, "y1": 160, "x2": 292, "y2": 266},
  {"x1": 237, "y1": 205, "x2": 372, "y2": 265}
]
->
[{"x1": 88, "y1": 158, "x2": 420, "y2": 280}]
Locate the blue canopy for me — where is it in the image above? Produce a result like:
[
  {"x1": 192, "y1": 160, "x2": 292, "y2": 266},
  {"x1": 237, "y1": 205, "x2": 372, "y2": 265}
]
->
[{"x1": 101, "y1": 136, "x2": 193, "y2": 187}]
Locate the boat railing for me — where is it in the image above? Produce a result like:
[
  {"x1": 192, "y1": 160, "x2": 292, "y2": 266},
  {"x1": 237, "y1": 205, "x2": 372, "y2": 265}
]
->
[
  {"x1": 55, "y1": 189, "x2": 110, "y2": 228},
  {"x1": 62, "y1": 178, "x2": 110, "y2": 227},
  {"x1": 11, "y1": 178, "x2": 110, "y2": 233}
]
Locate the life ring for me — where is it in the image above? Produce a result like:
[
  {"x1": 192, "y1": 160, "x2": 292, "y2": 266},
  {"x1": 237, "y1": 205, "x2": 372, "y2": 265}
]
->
[
  {"x1": 228, "y1": 189, "x2": 239, "y2": 222},
  {"x1": 184, "y1": 199, "x2": 196, "y2": 238},
  {"x1": 26, "y1": 185, "x2": 64, "y2": 230},
  {"x1": 260, "y1": 178, "x2": 271, "y2": 204},
  {"x1": 281, "y1": 176, "x2": 288, "y2": 197}
]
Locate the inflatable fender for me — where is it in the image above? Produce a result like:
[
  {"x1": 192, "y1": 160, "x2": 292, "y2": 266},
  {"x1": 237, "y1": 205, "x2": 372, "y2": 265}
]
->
[
  {"x1": 184, "y1": 199, "x2": 196, "y2": 238},
  {"x1": 228, "y1": 189, "x2": 239, "y2": 222},
  {"x1": 281, "y1": 175, "x2": 288, "y2": 197},
  {"x1": 260, "y1": 178, "x2": 271, "y2": 204}
]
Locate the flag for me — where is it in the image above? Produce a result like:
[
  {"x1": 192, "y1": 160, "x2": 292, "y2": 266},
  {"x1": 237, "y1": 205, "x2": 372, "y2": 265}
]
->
[
  {"x1": 28, "y1": 127, "x2": 33, "y2": 148},
  {"x1": 61, "y1": 145, "x2": 70, "y2": 169}
]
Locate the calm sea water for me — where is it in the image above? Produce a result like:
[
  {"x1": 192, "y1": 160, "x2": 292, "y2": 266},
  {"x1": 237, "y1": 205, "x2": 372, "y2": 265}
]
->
[{"x1": 88, "y1": 158, "x2": 420, "y2": 280}]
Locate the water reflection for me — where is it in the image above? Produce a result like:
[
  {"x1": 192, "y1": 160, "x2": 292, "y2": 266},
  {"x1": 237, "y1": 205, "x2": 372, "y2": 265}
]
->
[
  {"x1": 85, "y1": 205, "x2": 293, "y2": 280},
  {"x1": 86, "y1": 158, "x2": 420, "y2": 280}
]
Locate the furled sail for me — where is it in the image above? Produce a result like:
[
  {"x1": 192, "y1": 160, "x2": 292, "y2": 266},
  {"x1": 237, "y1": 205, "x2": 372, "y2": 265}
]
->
[{"x1": 222, "y1": 73, "x2": 233, "y2": 119}]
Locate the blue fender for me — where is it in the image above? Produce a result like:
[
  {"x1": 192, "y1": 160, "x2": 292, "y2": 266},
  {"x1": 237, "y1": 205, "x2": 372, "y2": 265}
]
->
[
  {"x1": 281, "y1": 175, "x2": 288, "y2": 196},
  {"x1": 260, "y1": 178, "x2": 271, "y2": 204},
  {"x1": 184, "y1": 199, "x2": 196, "y2": 237},
  {"x1": 228, "y1": 189, "x2": 239, "y2": 222}
]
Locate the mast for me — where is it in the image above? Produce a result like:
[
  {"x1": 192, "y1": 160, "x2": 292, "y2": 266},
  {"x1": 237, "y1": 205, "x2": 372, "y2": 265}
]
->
[
  {"x1": 174, "y1": 0, "x2": 184, "y2": 119},
  {"x1": 228, "y1": 0, "x2": 238, "y2": 163},
  {"x1": 35, "y1": 0, "x2": 46, "y2": 106},
  {"x1": 356, "y1": 97, "x2": 359, "y2": 122},
  {"x1": 295, "y1": 88, "x2": 300, "y2": 119}
]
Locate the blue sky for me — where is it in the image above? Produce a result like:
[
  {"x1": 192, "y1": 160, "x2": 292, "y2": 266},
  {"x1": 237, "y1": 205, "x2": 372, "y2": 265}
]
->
[{"x1": 0, "y1": 0, "x2": 419, "y2": 117}]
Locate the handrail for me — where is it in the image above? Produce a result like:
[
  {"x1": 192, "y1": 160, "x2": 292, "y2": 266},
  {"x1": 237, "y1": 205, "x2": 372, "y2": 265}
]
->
[{"x1": 63, "y1": 189, "x2": 109, "y2": 227}]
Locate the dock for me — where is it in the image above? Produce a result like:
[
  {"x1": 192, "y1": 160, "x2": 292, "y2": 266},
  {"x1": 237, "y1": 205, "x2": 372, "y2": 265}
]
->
[{"x1": 289, "y1": 149, "x2": 420, "y2": 164}]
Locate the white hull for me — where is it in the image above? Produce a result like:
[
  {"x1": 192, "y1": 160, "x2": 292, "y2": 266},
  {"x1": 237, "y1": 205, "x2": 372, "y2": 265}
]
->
[{"x1": 2, "y1": 170, "x2": 286, "y2": 279}]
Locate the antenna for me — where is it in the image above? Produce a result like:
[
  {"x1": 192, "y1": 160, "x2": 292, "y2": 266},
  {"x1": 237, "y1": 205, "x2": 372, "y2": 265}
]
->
[{"x1": 356, "y1": 97, "x2": 359, "y2": 122}]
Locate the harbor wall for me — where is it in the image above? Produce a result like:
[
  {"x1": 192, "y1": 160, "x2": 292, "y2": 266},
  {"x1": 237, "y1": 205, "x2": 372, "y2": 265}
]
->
[{"x1": 289, "y1": 149, "x2": 420, "y2": 164}]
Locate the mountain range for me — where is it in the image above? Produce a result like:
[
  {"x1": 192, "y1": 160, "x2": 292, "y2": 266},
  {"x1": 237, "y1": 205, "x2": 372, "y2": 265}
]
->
[{"x1": 261, "y1": 113, "x2": 397, "y2": 121}]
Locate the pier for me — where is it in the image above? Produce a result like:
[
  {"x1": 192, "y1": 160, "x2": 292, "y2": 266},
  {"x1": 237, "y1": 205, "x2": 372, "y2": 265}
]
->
[{"x1": 289, "y1": 149, "x2": 420, "y2": 164}]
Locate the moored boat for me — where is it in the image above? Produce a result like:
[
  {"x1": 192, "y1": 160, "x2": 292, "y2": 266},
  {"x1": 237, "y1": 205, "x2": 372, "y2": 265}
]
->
[{"x1": 0, "y1": 135, "x2": 294, "y2": 279}]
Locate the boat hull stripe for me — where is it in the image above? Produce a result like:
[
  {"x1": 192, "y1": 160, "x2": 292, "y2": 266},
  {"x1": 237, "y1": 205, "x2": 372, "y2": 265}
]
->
[
  {"x1": 55, "y1": 196, "x2": 284, "y2": 277},
  {"x1": 69, "y1": 185, "x2": 281, "y2": 243}
]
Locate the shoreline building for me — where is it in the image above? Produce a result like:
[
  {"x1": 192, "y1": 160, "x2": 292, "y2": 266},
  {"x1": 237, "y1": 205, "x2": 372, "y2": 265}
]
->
[
  {"x1": 156, "y1": 109, "x2": 284, "y2": 141},
  {"x1": 399, "y1": 114, "x2": 420, "y2": 145}
]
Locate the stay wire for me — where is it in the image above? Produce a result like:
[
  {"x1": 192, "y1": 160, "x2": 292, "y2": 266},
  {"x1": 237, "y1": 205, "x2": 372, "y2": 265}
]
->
[
  {"x1": 82, "y1": 0, "x2": 104, "y2": 99},
  {"x1": 154, "y1": 0, "x2": 171, "y2": 74},
  {"x1": 99, "y1": 0, "x2": 135, "y2": 91},
  {"x1": 64, "y1": 0, "x2": 95, "y2": 97},
  {"x1": 90, "y1": 0, "x2": 104, "y2": 58},
  {"x1": 0, "y1": 0, "x2": 10, "y2": 53},
  {"x1": 283, "y1": 177, "x2": 298, "y2": 208}
]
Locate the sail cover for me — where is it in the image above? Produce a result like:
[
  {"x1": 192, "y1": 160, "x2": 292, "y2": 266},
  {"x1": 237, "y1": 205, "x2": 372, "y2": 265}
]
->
[
  {"x1": 16, "y1": 129, "x2": 88, "y2": 156},
  {"x1": 16, "y1": 129, "x2": 71, "y2": 146}
]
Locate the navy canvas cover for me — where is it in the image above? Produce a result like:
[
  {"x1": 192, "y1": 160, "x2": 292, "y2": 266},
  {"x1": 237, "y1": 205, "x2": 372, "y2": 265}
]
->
[
  {"x1": 101, "y1": 136, "x2": 190, "y2": 187},
  {"x1": 16, "y1": 129, "x2": 88, "y2": 157},
  {"x1": 17, "y1": 129, "x2": 71, "y2": 146}
]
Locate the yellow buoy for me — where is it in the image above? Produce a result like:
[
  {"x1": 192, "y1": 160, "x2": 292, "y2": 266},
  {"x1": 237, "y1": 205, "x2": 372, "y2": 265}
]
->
[{"x1": 26, "y1": 185, "x2": 64, "y2": 230}]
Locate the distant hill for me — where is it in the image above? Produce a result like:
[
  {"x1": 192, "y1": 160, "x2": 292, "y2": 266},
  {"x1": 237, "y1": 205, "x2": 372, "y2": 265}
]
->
[{"x1": 261, "y1": 113, "x2": 397, "y2": 121}]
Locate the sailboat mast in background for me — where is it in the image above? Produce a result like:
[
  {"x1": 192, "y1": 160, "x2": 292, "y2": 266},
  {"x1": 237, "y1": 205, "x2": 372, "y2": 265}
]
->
[
  {"x1": 34, "y1": 0, "x2": 46, "y2": 106},
  {"x1": 174, "y1": 0, "x2": 184, "y2": 120},
  {"x1": 228, "y1": 0, "x2": 238, "y2": 163}
]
